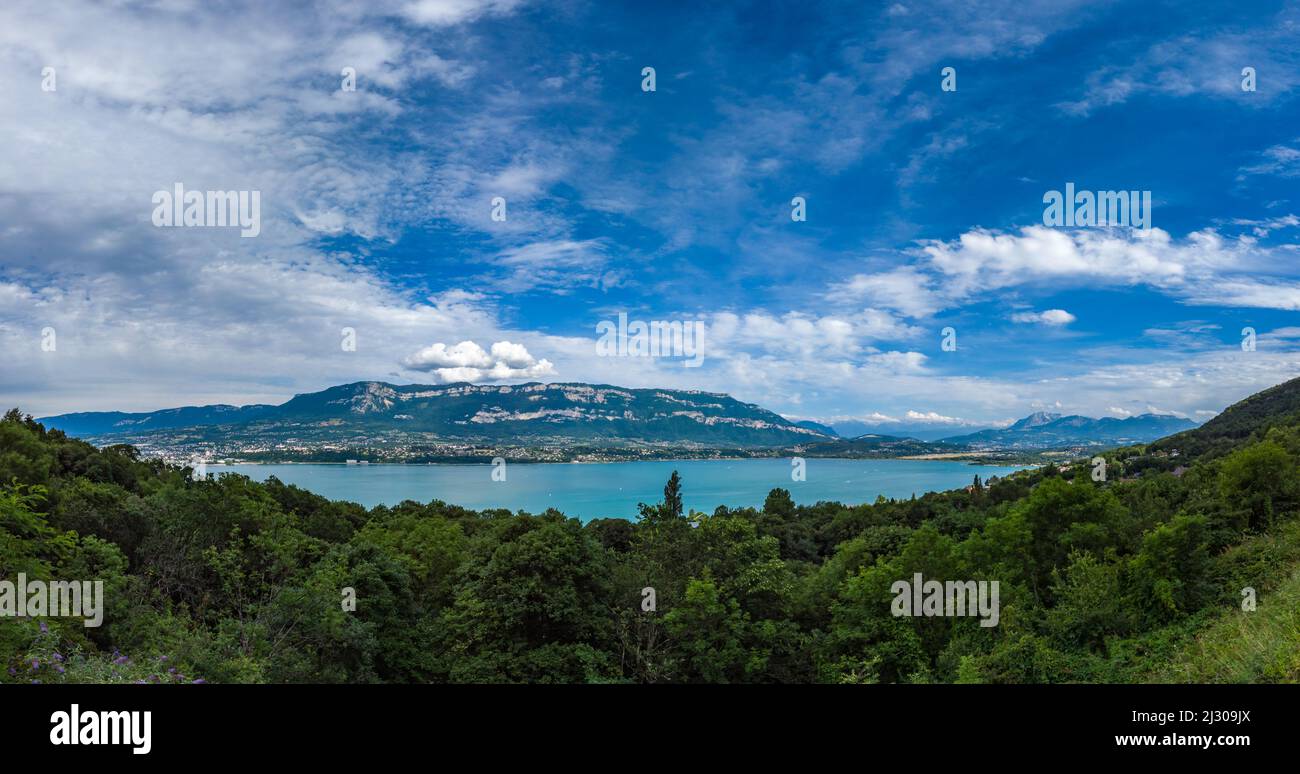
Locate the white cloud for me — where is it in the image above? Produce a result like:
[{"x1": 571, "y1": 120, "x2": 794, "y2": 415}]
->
[
  {"x1": 1239, "y1": 141, "x2": 1300, "y2": 179},
  {"x1": 402, "y1": 340, "x2": 496, "y2": 369},
  {"x1": 1231, "y1": 213, "x2": 1300, "y2": 237},
  {"x1": 401, "y1": 340, "x2": 555, "y2": 382},
  {"x1": 2, "y1": 0, "x2": 1298, "y2": 437},
  {"x1": 1056, "y1": 17, "x2": 1299, "y2": 117},
  {"x1": 401, "y1": 0, "x2": 524, "y2": 27},
  {"x1": 834, "y1": 411, "x2": 901, "y2": 423},
  {"x1": 706, "y1": 308, "x2": 919, "y2": 360},
  {"x1": 492, "y1": 239, "x2": 614, "y2": 293},
  {"x1": 827, "y1": 267, "x2": 943, "y2": 317},
  {"x1": 1012, "y1": 308, "x2": 1076, "y2": 325},
  {"x1": 903, "y1": 410, "x2": 965, "y2": 424},
  {"x1": 1180, "y1": 279, "x2": 1300, "y2": 311},
  {"x1": 866, "y1": 350, "x2": 928, "y2": 373},
  {"x1": 922, "y1": 226, "x2": 1188, "y2": 290},
  {"x1": 916, "y1": 225, "x2": 1300, "y2": 311},
  {"x1": 1261, "y1": 327, "x2": 1300, "y2": 341}
]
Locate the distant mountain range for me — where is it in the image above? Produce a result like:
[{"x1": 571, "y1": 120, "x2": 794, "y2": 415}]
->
[
  {"x1": 40, "y1": 382, "x2": 828, "y2": 460},
  {"x1": 938, "y1": 411, "x2": 1197, "y2": 450},
  {"x1": 829, "y1": 419, "x2": 998, "y2": 442},
  {"x1": 44, "y1": 402, "x2": 280, "y2": 436},
  {"x1": 38, "y1": 381, "x2": 1199, "y2": 461}
]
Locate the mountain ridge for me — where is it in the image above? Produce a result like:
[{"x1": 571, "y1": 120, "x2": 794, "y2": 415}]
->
[
  {"x1": 40, "y1": 381, "x2": 831, "y2": 456},
  {"x1": 939, "y1": 411, "x2": 1197, "y2": 450},
  {"x1": 39, "y1": 380, "x2": 1200, "y2": 460}
]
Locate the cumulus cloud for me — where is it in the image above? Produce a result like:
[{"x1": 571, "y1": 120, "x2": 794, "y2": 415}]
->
[
  {"x1": 401, "y1": 340, "x2": 556, "y2": 382},
  {"x1": 922, "y1": 226, "x2": 1189, "y2": 290},
  {"x1": 819, "y1": 220, "x2": 1300, "y2": 328},
  {"x1": 1011, "y1": 308, "x2": 1076, "y2": 325},
  {"x1": 914, "y1": 225, "x2": 1300, "y2": 311}
]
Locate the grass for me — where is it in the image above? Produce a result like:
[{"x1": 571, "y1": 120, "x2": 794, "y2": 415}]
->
[{"x1": 1154, "y1": 563, "x2": 1300, "y2": 683}]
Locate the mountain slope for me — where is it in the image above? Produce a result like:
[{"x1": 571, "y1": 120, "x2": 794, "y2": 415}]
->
[
  {"x1": 793, "y1": 419, "x2": 839, "y2": 437},
  {"x1": 798, "y1": 433, "x2": 942, "y2": 457},
  {"x1": 42, "y1": 404, "x2": 278, "y2": 437},
  {"x1": 830, "y1": 419, "x2": 996, "y2": 442},
  {"x1": 1152, "y1": 374, "x2": 1300, "y2": 458}
]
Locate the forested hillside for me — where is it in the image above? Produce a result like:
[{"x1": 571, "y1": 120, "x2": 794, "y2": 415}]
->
[
  {"x1": 4, "y1": 382, "x2": 1300, "y2": 683},
  {"x1": 1154, "y1": 374, "x2": 1300, "y2": 459}
]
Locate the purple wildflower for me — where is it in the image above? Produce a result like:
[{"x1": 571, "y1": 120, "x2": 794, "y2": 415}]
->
[
  {"x1": 113, "y1": 655, "x2": 129, "y2": 665},
  {"x1": 191, "y1": 678, "x2": 206, "y2": 684},
  {"x1": 39, "y1": 621, "x2": 48, "y2": 633}
]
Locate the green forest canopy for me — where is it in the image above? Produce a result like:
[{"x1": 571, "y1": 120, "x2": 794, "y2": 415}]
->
[{"x1": 4, "y1": 376, "x2": 1300, "y2": 683}]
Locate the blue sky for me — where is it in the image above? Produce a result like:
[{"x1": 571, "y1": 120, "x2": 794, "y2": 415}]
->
[{"x1": 2, "y1": 0, "x2": 1300, "y2": 430}]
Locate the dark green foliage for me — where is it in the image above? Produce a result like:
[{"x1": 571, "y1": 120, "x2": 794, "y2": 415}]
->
[
  {"x1": 4, "y1": 387, "x2": 1300, "y2": 683},
  {"x1": 1154, "y1": 374, "x2": 1300, "y2": 459}
]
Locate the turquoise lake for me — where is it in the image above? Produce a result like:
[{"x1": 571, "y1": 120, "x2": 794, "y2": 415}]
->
[{"x1": 210, "y1": 458, "x2": 1026, "y2": 521}]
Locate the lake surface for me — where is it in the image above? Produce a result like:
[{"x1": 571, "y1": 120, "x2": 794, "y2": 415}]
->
[{"x1": 210, "y1": 458, "x2": 1025, "y2": 522}]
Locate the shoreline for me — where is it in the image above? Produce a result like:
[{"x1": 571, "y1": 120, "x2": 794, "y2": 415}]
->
[{"x1": 207, "y1": 456, "x2": 1036, "y2": 468}]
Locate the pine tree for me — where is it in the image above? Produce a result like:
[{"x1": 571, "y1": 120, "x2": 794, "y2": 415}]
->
[{"x1": 663, "y1": 470, "x2": 683, "y2": 519}]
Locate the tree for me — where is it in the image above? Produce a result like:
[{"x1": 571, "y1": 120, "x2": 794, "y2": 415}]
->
[
  {"x1": 1045, "y1": 551, "x2": 1130, "y2": 649},
  {"x1": 1127, "y1": 513, "x2": 1212, "y2": 624},
  {"x1": 664, "y1": 576, "x2": 751, "y2": 683},
  {"x1": 980, "y1": 477, "x2": 1130, "y2": 600},
  {"x1": 436, "y1": 516, "x2": 615, "y2": 683},
  {"x1": 1218, "y1": 440, "x2": 1299, "y2": 531},
  {"x1": 663, "y1": 471, "x2": 683, "y2": 519},
  {"x1": 763, "y1": 488, "x2": 795, "y2": 520}
]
